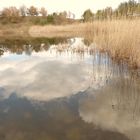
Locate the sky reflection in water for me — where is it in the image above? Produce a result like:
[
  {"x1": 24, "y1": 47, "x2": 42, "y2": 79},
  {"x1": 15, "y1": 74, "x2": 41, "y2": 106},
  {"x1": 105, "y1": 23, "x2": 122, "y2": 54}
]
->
[{"x1": 0, "y1": 37, "x2": 139, "y2": 140}]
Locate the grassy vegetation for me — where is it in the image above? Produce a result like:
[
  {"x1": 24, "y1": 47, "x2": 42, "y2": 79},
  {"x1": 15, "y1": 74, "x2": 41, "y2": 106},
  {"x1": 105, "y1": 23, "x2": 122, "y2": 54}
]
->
[
  {"x1": 0, "y1": 18, "x2": 140, "y2": 69},
  {"x1": 0, "y1": 15, "x2": 77, "y2": 37},
  {"x1": 29, "y1": 19, "x2": 140, "y2": 69},
  {"x1": 89, "y1": 20, "x2": 140, "y2": 69},
  {"x1": 28, "y1": 23, "x2": 88, "y2": 37},
  {"x1": 0, "y1": 23, "x2": 30, "y2": 37}
]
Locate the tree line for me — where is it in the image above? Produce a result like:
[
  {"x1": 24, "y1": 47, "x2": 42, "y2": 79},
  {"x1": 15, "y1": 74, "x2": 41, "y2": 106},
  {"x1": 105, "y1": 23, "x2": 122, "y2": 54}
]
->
[
  {"x1": 0, "y1": 5, "x2": 75, "y2": 24},
  {"x1": 0, "y1": 6, "x2": 47, "y2": 17},
  {"x1": 82, "y1": 0, "x2": 140, "y2": 21},
  {"x1": 0, "y1": 0, "x2": 140, "y2": 24}
]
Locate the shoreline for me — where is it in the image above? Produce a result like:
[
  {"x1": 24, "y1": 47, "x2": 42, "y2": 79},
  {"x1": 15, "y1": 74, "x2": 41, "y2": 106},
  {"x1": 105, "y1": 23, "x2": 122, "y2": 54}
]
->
[{"x1": 0, "y1": 20, "x2": 140, "y2": 69}]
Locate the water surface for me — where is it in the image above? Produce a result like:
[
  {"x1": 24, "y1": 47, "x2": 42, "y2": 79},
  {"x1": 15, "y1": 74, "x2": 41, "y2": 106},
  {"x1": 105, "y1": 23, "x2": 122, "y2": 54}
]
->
[{"x1": 0, "y1": 37, "x2": 140, "y2": 140}]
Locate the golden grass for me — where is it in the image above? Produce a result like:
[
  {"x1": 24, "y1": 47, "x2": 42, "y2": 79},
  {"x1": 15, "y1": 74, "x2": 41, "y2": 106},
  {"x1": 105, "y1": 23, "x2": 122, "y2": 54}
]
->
[
  {"x1": 89, "y1": 20, "x2": 140, "y2": 69},
  {"x1": 0, "y1": 23, "x2": 30, "y2": 37},
  {"x1": 0, "y1": 20, "x2": 140, "y2": 68},
  {"x1": 29, "y1": 23, "x2": 92, "y2": 38},
  {"x1": 29, "y1": 20, "x2": 140, "y2": 68}
]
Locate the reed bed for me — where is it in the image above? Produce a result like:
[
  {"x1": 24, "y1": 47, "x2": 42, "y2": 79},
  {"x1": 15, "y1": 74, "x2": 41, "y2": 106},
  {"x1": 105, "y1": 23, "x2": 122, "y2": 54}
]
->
[
  {"x1": 88, "y1": 20, "x2": 140, "y2": 69},
  {"x1": 7, "y1": 19, "x2": 139, "y2": 69}
]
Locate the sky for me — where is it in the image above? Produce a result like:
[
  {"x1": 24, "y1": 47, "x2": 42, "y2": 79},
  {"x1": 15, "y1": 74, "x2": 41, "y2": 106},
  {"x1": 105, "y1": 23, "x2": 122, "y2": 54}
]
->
[{"x1": 0, "y1": 0, "x2": 129, "y2": 18}]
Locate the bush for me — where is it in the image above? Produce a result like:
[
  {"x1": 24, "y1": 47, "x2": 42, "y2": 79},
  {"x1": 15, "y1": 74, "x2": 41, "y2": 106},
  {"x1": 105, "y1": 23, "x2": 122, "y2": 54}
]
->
[{"x1": 47, "y1": 15, "x2": 54, "y2": 24}]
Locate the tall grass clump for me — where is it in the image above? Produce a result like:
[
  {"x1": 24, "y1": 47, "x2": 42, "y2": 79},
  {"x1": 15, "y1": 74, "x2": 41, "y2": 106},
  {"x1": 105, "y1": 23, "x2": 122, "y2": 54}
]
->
[
  {"x1": 29, "y1": 20, "x2": 140, "y2": 68},
  {"x1": 88, "y1": 20, "x2": 140, "y2": 69}
]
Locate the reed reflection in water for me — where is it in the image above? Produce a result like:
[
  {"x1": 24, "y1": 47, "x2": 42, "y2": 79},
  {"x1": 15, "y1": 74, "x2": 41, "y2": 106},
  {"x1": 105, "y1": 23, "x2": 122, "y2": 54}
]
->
[
  {"x1": 79, "y1": 62, "x2": 140, "y2": 140},
  {"x1": 0, "y1": 37, "x2": 139, "y2": 140}
]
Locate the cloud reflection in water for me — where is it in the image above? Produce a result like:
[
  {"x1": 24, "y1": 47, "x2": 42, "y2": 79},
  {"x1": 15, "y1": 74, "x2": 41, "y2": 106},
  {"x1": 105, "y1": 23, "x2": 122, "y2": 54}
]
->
[
  {"x1": 0, "y1": 59, "x2": 91, "y2": 101},
  {"x1": 79, "y1": 76, "x2": 140, "y2": 140},
  {"x1": 0, "y1": 37, "x2": 138, "y2": 140}
]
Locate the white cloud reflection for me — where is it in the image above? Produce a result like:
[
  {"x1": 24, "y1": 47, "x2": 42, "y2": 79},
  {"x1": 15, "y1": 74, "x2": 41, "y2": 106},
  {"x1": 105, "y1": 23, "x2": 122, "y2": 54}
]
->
[
  {"x1": 0, "y1": 56, "x2": 91, "y2": 101},
  {"x1": 0, "y1": 42, "x2": 116, "y2": 101},
  {"x1": 79, "y1": 82, "x2": 140, "y2": 140}
]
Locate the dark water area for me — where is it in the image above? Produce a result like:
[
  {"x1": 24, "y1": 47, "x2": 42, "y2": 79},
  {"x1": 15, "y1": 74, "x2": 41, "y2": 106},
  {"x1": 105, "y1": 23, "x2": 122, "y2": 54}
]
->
[{"x1": 0, "y1": 37, "x2": 140, "y2": 140}]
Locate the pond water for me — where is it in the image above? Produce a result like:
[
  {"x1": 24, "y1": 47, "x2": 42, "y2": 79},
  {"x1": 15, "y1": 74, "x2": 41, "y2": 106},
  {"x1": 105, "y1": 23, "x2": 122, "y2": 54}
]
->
[{"x1": 0, "y1": 37, "x2": 140, "y2": 140}]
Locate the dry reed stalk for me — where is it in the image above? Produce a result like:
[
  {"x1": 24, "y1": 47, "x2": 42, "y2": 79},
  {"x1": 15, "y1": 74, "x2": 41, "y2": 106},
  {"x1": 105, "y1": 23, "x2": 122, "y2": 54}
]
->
[{"x1": 29, "y1": 20, "x2": 140, "y2": 68}]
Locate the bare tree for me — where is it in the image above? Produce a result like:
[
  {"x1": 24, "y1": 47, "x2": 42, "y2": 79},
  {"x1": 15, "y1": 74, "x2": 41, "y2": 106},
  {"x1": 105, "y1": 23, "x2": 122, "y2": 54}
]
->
[
  {"x1": 27, "y1": 6, "x2": 38, "y2": 16},
  {"x1": 19, "y1": 5, "x2": 27, "y2": 17},
  {"x1": 2, "y1": 6, "x2": 20, "y2": 17},
  {"x1": 40, "y1": 7, "x2": 47, "y2": 17},
  {"x1": 1, "y1": 6, "x2": 20, "y2": 23},
  {"x1": 59, "y1": 11, "x2": 67, "y2": 18},
  {"x1": 105, "y1": 7, "x2": 113, "y2": 19}
]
